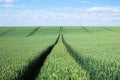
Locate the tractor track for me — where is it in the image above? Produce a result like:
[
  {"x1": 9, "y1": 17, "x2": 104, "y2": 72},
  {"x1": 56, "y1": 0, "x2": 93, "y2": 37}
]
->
[
  {"x1": 81, "y1": 27, "x2": 92, "y2": 34},
  {"x1": 0, "y1": 28, "x2": 16, "y2": 36},
  {"x1": 102, "y1": 27, "x2": 114, "y2": 32},
  {"x1": 60, "y1": 27, "x2": 92, "y2": 80},
  {"x1": 61, "y1": 34, "x2": 92, "y2": 80},
  {"x1": 14, "y1": 31, "x2": 60, "y2": 80},
  {"x1": 26, "y1": 27, "x2": 41, "y2": 37}
]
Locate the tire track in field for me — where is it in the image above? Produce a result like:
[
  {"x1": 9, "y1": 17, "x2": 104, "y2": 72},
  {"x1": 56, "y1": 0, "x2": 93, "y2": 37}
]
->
[
  {"x1": 60, "y1": 26, "x2": 63, "y2": 33},
  {"x1": 102, "y1": 27, "x2": 114, "y2": 32},
  {"x1": 26, "y1": 27, "x2": 40, "y2": 37},
  {"x1": 0, "y1": 28, "x2": 16, "y2": 36},
  {"x1": 14, "y1": 33, "x2": 60, "y2": 80},
  {"x1": 62, "y1": 34, "x2": 120, "y2": 80},
  {"x1": 61, "y1": 34, "x2": 92, "y2": 80},
  {"x1": 81, "y1": 27, "x2": 92, "y2": 34}
]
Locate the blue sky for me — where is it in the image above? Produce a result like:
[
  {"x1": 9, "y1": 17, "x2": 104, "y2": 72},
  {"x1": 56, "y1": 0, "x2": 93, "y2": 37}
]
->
[{"x1": 0, "y1": 0, "x2": 120, "y2": 26}]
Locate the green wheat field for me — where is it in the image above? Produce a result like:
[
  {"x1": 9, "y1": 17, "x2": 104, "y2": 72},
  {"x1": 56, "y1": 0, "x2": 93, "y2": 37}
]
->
[{"x1": 0, "y1": 27, "x2": 120, "y2": 80}]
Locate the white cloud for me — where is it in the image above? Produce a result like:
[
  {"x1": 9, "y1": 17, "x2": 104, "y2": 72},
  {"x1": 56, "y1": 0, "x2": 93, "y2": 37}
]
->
[
  {"x1": 0, "y1": 3, "x2": 14, "y2": 8},
  {"x1": 5, "y1": 0, "x2": 15, "y2": 3},
  {"x1": 88, "y1": 7, "x2": 120, "y2": 13},
  {"x1": 0, "y1": 0, "x2": 15, "y2": 3},
  {"x1": 79, "y1": 0, "x2": 92, "y2": 4},
  {"x1": 61, "y1": 7, "x2": 120, "y2": 13},
  {"x1": 0, "y1": 0, "x2": 16, "y2": 8},
  {"x1": 0, "y1": 7, "x2": 120, "y2": 26}
]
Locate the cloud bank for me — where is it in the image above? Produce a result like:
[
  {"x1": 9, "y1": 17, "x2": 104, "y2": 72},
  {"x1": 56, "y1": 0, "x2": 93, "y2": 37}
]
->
[
  {"x1": 0, "y1": 0, "x2": 16, "y2": 8},
  {"x1": 0, "y1": 7, "x2": 120, "y2": 26}
]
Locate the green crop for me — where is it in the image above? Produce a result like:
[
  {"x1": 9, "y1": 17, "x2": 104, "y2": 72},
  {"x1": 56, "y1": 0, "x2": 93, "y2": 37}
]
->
[
  {"x1": 37, "y1": 36, "x2": 90, "y2": 80},
  {"x1": 63, "y1": 27, "x2": 120, "y2": 80},
  {"x1": 0, "y1": 26, "x2": 120, "y2": 80},
  {"x1": 0, "y1": 27, "x2": 59, "y2": 80}
]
